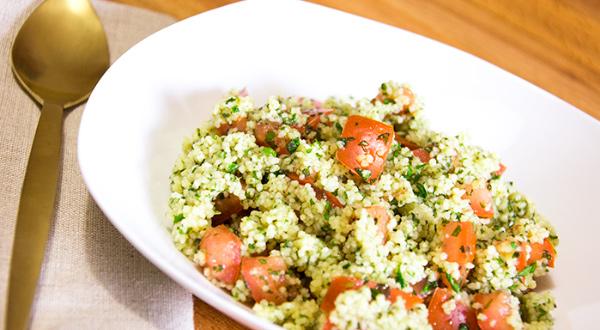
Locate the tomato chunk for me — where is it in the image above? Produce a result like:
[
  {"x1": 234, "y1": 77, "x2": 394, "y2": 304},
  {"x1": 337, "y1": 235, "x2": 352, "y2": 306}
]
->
[
  {"x1": 241, "y1": 256, "x2": 288, "y2": 304},
  {"x1": 530, "y1": 238, "x2": 556, "y2": 267},
  {"x1": 199, "y1": 225, "x2": 242, "y2": 285},
  {"x1": 473, "y1": 291, "x2": 515, "y2": 330},
  {"x1": 388, "y1": 288, "x2": 422, "y2": 309},
  {"x1": 462, "y1": 182, "x2": 494, "y2": 218},
  {"x1": 216, "y1": 117, "x2": 247, "y2": 135},
  {"x1": 494, "y1": 163, "x2": 507, "y2": 177},
  {"x1": 212, "y1": 194, "x2": 244, "y2": 225},
  {"x1": 366, "y1": 205, "x2": 390, "y2": 242},
  {"x1": 321, "y1": 277, "x2": 365, "y2": 314},
  {"x1": 442, "y1": 222, "x2": 476, "y2": 283},
  {"x1": 412, "y1": 148, "x2": 431, "y2": 163},
  {"x1": 254, "y1": 122, "x2": 289, "y2": 155},
  {"x1": 428, "y1": 288, "x2": 478, "y2": 330},
  {"x1": 288, "y1": 173, "x2": 344, "y2": 208},
  {"x1": 336, "y1": 115, "x2": 394, "y2": 181}
]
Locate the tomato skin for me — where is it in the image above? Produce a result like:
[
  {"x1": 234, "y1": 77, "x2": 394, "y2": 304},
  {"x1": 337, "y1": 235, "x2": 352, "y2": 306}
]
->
[
  {"x1": 428, "y1": 288, "x2": 478, "y2": 330},
  {"x1": 254, "y1": 122, "x2": 289, "y2": 155},
  {"x1": 442, "y1": 222, "x2": 476, "y2": 283},
  {"x1": 396, "y1": 136, "x2": 420, "y2": 150},
  {"x1": 199, "y1": 225, "x2": 242, "y2": 285},
  {"x1": 388, "y1": 289, "x2": 422, "y2": 309},
  {"x1": 365, "y1": 205, "x2": 390, "y2": 242},
  {"x1": 462, "y1": 183, "x2": 494, "y2": 218},
  {"x1": 412, "y1": 148, "x2": 431, "y2": 163},
  {"x1": 212, "y1": 195, "x2": 244, "y2": 225},
  {"x1": 241, "y1": 256, "x2": 288, "y2": 304},
  {"x1": 321, "y1": 277, "x2": 365, "y2": 314},
  {"x1": 336, "y1": 115, "x2": 394, "y2": 180},
  {"x1": 532, "y1": 238, "x2": 556, "y2": 267},
  {"x1": 288, "y1": 173, "x2": 344, "y2": 208},
  {"x1": 216, "y1": 117, "x2": 247, "y2": 135},
  {"x1": 473, "y1": 291, "x2": 514, "y2": 330},
  {"x1": 494, "y1": 163, "x2": 507, "y2": 177}
]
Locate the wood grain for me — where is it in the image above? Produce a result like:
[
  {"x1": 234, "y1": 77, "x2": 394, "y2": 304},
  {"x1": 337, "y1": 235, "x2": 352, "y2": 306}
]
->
[{"x1": 104, "y1": 0, "x2": 600, "y2": 328}]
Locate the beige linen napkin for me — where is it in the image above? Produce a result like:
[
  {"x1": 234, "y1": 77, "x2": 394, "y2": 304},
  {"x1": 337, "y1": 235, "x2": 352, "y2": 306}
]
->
[{"x1": 0, "y1": 1, "x2": 194, "y2": 329}]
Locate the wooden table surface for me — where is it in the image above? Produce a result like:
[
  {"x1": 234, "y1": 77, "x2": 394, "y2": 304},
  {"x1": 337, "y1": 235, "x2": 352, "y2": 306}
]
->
[{"x1": 107, "y1": 0, "x2": 600, "y2": 329}]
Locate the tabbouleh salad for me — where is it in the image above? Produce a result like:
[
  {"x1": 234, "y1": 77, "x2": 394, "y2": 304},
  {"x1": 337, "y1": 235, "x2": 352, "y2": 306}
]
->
[{"x1": 168, "y1": 82, "x2": 558, "y2": 330}]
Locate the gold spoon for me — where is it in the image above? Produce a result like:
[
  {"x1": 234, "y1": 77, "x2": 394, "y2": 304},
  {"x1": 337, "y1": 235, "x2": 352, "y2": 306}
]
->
[{"x1": 8, "y1": 0, "x2": 109, "y2": 328}]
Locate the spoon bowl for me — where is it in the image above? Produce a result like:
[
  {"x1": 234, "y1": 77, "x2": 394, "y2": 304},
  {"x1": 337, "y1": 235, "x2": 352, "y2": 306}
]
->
[
  {"x1": 7, "y1": 1, "x2": 109, "y2": 329},
  {"x1": 11, "y1": 0, "x2": 109, "y2": 106}
]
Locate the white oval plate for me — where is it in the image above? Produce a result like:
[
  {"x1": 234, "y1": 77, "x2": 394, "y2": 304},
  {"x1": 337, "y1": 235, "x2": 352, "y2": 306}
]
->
[{"x1": 78, "y1": 1, "x2": 600, "y2": 329}]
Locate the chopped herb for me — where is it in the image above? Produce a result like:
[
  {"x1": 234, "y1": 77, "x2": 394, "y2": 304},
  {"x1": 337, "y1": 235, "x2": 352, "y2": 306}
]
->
[
  {"x1": 383, "y1": 98, "x2": 395, "y2": 104},
  {"x1": 226, "y1": 162, "x2": 238, "y2": 173},
  {"x1": 282, "y1": 113, "x2": 298, "y2": 125},
  {"x1": 358, "y1": 140, "x2": 369, "y2": 146},
  {"x1": 421, "y1": 281, "x2": 437, "y2": 294},
  {"x1": 324, "y1": 201, "x2": 332, "y2": 220},
  {"x1": 380, "y1": 82, "x2": 387, "y2": 93},
  {"x1": 225, "y1": 96, "x2": 236, "y2": 104},
  {"x1": 370, "y1": 288, "x2": 382, "y2": 298},
  {"x1": 395, "y1": 266, "x2": 406, "y2": 288},
  {"x1": 259, "y1": 258, "x2": 267, "y2": 265},
  {"x1": 302, "y1": 168, "x2": 311, "y2": 177},
  {"x1": 266, "y1": 130, "x2": 276, "y2": 143},
  {"x1": 511, "y1": 242, "x2": 518, "y2": 249},
  {"x1": 415, "y1": 183, "x2": 427, "y2": 198},
  {"x1": 262, "y1": 147, "x2": 277, "y2": 157},
  {"x1": 342, "y1": 263, "x2": 351, "y2": 269},
  {"x1": 355, "y1": 168, "x2": 372, "y2": 181},
  {"x1": 173, "y1": 213, "x2": 184, "y2": 223},
  {"x1": 404, "y1": 164, "x2": 414, "y2": 180},
  {"x1": 231, "y1": 105, "x2": 239, "y2": 113},
  {"x1": 513, "y1": 251, "x2": 520, "y2": 258},
  {"x1": 451, "y1": 225, "x2": 462, "y2": 237},
  {"x1": 459, "y1": 323, "x2": 469, "y2": 330},
  {"x1": 287, "y1": 137, "x2": 300, "y2": 154},
  {"x1": 377, "y1": 132, "x2": 390, "y2": 143},
  {"x1": 518, "y1": 263, "x2": 536, "y2": 277},
  {"x1": 338, "y1": 136, "x2": 355, "y2": 147},
  {"x1": 445, "y1": 272, "x2": 461, "y2": 293},
  {"x1": 335, "y1": 122, "x2": 343, "y2": 133}
]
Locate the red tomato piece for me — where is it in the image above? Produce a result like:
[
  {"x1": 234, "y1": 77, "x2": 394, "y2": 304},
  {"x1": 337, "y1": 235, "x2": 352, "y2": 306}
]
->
[
  {"x1": 336, "y1": 115, "x2": 394, "y2": 181},
  {"x1": 321, "y1": 277, "x2": 365, "y2": 314},
  {"x1": 241, "y1": 256, "x2": 288, "y2": 304},
  {"x1": 462, "y1": 183, "x2": 494, "y2": 218},
  {"x1": 366, "y1": 205, "x2": 390, "y2": 242},
  {"x1": 254, "y1": 122, "x2": 289, "y2": 155},
  {"x1": 529, "y1": 238, "x2": 556, "y2": 268},
  {"x1": 515, "y1": 242, "x2": 529, "y2": 272},
  {"x1": 494, "y1": 163, "x2": 507, "y2": 177},
  {"x1": 212, "y1": 194, "x2": 244, "y2": 225},
  {"x1": 396, "y1": 136, "x2": 420, "y2": 150},
  {"x1": 473, "y1": 291, "x2": 515, "y2": 330},
  {"x1": 412, "y1": 148, "x2": 431, "y2": 163},
  {"x1": 216, "y1": 117, "x2": 247, "y2": 135},
  {"x1": 442, "y1": 222, "x2": 476, "y2": 284},
  {"x1": 428, "y1": 288, "x2": 478, "y2": 330},
  {"x1": 324, "y1": 191, "x2": 344, "y2": 208},
  {"x1": 199, "y1": 225, "x2": 242, "y2": 285},
  {"x1": 388, "y1": 288, "x2": 423, "y2": 309},
  {"x1": 289, "y1": 173, "x2": 345, "y2": 208},
  {"x1": 322, "y1": 318, "x2": 335, "y2": 330}
]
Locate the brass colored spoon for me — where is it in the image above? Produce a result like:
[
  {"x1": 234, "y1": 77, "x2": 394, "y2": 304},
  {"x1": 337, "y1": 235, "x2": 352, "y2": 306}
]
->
[{"x1": 8, "y1": 0, "x2": 109, "y2": 328}]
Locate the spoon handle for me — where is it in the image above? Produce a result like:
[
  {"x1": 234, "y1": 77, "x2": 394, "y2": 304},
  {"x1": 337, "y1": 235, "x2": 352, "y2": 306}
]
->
[{"x1": 7, "y1": 102, "x2": 63, "y2": 330}]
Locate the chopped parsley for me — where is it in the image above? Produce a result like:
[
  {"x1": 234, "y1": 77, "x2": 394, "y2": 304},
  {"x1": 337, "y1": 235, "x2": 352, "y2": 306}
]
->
[
  {"x1": 458, "y1": 323, "x2": 469, "y2": 330},
  {"x1": 421, "y1": 281, "x2": 437, "y2": 295},
  {"x1": 262, "y1": 147, "x2": 277, "y2": 157},
  {"x1": 355, "y1": 168, "x2": 372, "y2": 181},
  {"x1": 324, "y1": 201, "x2": 332, "y2": 220},
  {"x1": 259, "y1": 258, "x2": 267, "y2": 265},
  {"x1": 445, "y1": 272, "x2": 461, "y2": 293},
  {"x1": 231, "y1": 105, "x2": 239, "y2": 113},
  {"x1": 451, "y1": 225, "x2": 462, "y2": 237},
  {"x1": 335, "y1": 122, "x2": 343, "y2": 133},
  {"x1": 415, "y1": 183, "x2": 427, "y2": 198},
  {"x1": 338, "y1": 136, "x2": 355, "y2": 147},
  {"x1": 395, "y1": 266, "x2": 406, "y2": 288},
  {"x1": 518, "y1": 263, "x2": 536, "y2": 277},
  {"x1": 173, "y1": 213, "x2": 184, "y2": 223},
  {"x1": 266, "y1": 130, "x2": 276, "y2": 143},
  {"x1": 287, "y1": 137, "x2": 300, "y2": 154},
  {"x1": 226, "y1": 162, "x2": 238, "y2": 173}
]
